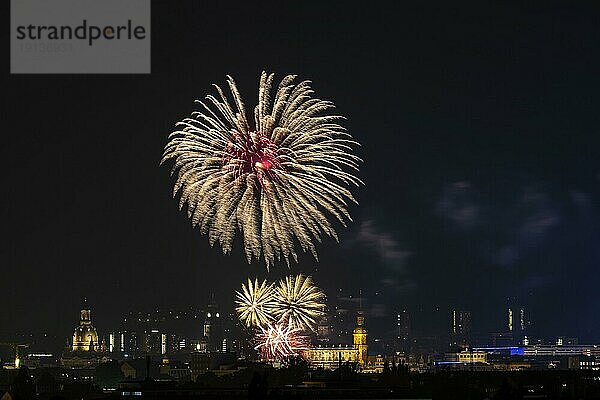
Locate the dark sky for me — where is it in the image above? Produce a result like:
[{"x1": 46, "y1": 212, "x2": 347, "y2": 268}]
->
[{"x1": 3, "y1": 2, "x2": 600, "y2": 346}]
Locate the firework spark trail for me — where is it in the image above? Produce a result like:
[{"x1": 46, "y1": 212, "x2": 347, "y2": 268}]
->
[
  {"x1": 271, "y1": 274, "x2": 326, "y2": 332},
  {"x1": 254, "y1": 322, "x2": 308, "y2": 361},
  {"x1": 235, "y1": 275, "x2": 326, "y2": 332},
  {"x1": 162, "y1": 72, "x2": 362, "y2": 268},
  {"x1": 235, "y1": 278, "x2": 275, "y2": 327}
]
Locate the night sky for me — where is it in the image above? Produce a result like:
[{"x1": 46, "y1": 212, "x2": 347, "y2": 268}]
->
[{"x1": 3, "y1": 2, "x2": 600, "y2": 346}]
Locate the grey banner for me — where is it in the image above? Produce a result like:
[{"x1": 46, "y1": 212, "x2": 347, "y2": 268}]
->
[{"x1": 11, "y1": 0, "x2": 151, "y2": 74}]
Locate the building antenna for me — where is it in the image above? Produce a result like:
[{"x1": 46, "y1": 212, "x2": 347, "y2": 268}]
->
[{"x1": 359, "y1": 289, "x2": 362, "y2": 311}]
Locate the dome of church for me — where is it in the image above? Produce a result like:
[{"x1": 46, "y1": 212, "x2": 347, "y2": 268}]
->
[{"x1": 72, "y1": 307, "x2": 99, "y2": 352}]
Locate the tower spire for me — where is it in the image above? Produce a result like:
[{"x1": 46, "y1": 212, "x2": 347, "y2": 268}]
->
[
  {"x1": 359, "y1": 289, "x2": 362, "y2": 311},
  {"x1": 353, "y1": 294, "x2": 368, "y2": 368}
]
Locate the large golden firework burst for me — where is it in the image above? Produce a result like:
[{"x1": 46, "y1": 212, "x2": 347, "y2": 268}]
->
[
  {"x1": 162, "y1": 72, "x2": 362, "y2": 268},
  {"x1": 235, "y1": 278, "x2": 275, "y2": 327},
  {"x1": 271, "y1": 274, "x2": 326, "y2": 332}
]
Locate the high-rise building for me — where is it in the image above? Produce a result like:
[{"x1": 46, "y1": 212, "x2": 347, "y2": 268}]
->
[
  {"x1": 507, "y1": 303, "x2": 531, "y2": 344},
  {"x1": 451, "y1": 310, "x2": 471, "y2": 336},
  {"x1": 221, "y1": 312, "x2": 241, "y2": 353},
  {"x1": 451, "y1": 309, "x2": 471, "y2": 346},
  {"x1": 317, "y1": 311, "x2": 333, "y2": 343},
  {"x1": 161, "y1": 333, "x2": 167, "y2": 355},
  {"x1": 328, "y1": 289, "x2": 360, "y2": 343},
  {"x1": 396, "y1": 309, "x2": 410, "y2": 352},
  {"x1": 518, "y1": 307, "x2": 532, "y2": 334},
  {"x1": 142, "y1": 329, "x2": 163, "y2": 354},
  {"x1": 123, "y1": 331, "x2": 139, "y2": 354},
  {"x1": 203, "y1": 297, "x2": 223, "y2": 352},
  {"x1": 108, "y1": 332, "x2": 122, "y2": 353},
  {"x1": 397, "y1": 310, "x2": 410, "y2": 338},
  {"x1": 519, "y1": 308, "x2": 525, "y2": 332}
]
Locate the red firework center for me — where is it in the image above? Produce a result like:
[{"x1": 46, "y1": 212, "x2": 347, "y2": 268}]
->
[{"x1": 222, "y1": 130, "x2": 281, "y2": 182}]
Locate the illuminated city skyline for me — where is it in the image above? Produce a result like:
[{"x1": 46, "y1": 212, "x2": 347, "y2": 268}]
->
[{"x1": 4, "y1": 0, "x2": 600, "y2": 364}]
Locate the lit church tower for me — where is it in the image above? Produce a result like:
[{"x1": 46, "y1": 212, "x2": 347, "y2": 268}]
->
[
  {"x1": 302, "y1": 309, "x2": 369, "y2": 370},
  {"x1": 353, "y1": 311, "x2": 368, "y2": 366},
  {"x1": 72, "y1": 301, "x2": 99, "y2": 352}
]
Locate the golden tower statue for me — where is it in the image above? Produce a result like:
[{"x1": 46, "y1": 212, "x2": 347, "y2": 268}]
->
[
  {"x1": 72, "y1": 302, "x2": 99, "y2": 352},
  {"x1": 353, "y1": 311, "x2": 368, "y2": 366}
]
